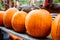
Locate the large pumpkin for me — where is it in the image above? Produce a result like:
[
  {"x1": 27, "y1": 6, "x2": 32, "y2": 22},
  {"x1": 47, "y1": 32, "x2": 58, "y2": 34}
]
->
[
  {"x1": 0, "y1": 11, "x2": 4, "y2": 25},
  {"x1": 51, "y1": 14, "x2": 60, "y2": 40},
  {"x1": 11, "y1": 11, "x2": 27, "y2": 32},
  {"x1": 25, "y1": 9, "x2": 52, "y2": 38},
  {"x1": 3, "y1": 8, "x2": 18, "y2": 28}
]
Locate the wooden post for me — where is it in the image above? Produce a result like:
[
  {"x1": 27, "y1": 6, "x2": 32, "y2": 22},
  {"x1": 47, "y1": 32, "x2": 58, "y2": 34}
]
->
[
  {"x1": 43, "y1": 0, "x2": 48, "y2": 8},
  {"x1": 2, "y1": 0, "x2": 10, "y2": 10},
  {"x1": 6, "y1": 0, "x2": 11, "y2": 8},
  {"x1": 43, "y1": 0, "x2": 53, "y2": 8},
  {"x1": 5, "y1": 0, "x2": 10, "y2": 10}
]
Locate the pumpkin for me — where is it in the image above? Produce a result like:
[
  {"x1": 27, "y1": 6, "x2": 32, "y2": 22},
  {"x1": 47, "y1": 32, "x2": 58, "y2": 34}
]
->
[
  {"x1": 3, "y1": 8, "x2": 18, "y2": 28},
  {"x1": 10, "y1": 34, "x2": 22, "y2": 40},
  {"x1": 51, "y1": 14, "x2": 60, "y2": 40},
  {"x1": 25, "y1": 9, "x2": 52, "y2": 38},
  {"x1": 11, "y1": 11, "x2": 27, "y2": 32},
  {"x1": 0, "y1": 11, "x2": 4, "y2": 25}
]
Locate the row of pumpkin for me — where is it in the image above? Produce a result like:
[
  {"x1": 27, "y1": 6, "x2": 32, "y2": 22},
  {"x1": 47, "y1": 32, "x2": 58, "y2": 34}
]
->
[{"x1": 0, "y1": 8, "x2": 60, "y2": 40}]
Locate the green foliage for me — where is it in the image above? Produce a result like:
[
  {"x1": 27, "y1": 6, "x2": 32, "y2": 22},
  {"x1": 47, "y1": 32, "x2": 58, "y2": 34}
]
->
[
  {"x1": 19, "y1": 0, "x2": 60, "y2": 5},
  {"x1": 0, "y1": 2, "x2": 4, "y2": 8},
  {"x1": 54, "y1": 0, "x2": 60, "y2": 3},
  {"x1": 0, "y1": 0, "x2": 60, "y2": 9},
  {"x1": 19, "y1": 0, "x2": 29, "y2": 5}
]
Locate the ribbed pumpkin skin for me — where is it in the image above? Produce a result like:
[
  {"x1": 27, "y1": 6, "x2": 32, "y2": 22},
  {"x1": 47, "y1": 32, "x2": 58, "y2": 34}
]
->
[
  {"x1": 3, "y1": 8, "x2": 18, "y2": 28},
  {"x1": 51, "y1": 14, "x2": 60, "y2": 40},
  {"x1": 25, "y1": 9, "x2": 52, "y2": 38},
  {"x1": 11, "y1": 11, "x2": 27, "y2": 32},
  {"x1": 0, "y1": 11, "x2": 4, "y2": 25}
]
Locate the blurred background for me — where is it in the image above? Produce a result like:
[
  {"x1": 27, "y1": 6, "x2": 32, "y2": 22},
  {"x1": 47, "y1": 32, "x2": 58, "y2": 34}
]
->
[{"x1": 0, "y1": 0, "x2": 60, "y2": 13}]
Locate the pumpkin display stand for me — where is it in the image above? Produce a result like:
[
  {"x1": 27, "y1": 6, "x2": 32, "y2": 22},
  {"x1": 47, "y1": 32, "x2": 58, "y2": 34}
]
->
[{"x1": 0, "y1": 13, "x2": 57, "y2": 40}]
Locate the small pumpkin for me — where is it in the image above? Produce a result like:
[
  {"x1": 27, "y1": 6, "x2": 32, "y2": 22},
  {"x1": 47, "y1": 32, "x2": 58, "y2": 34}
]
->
[
  {"x1": 10, "y1": 34, "x2": 22, "y2": 40},
  {"x1": 11, "y1": 11, "x2": 27, "y2": 32},
  {"x1": 3, "y1": 8, "x2": 18, "y2": 28},
  {"x1": 51, "y1": 14, "x2": 60, "y2": 40},
  {"x1": 25, "y1": 9, "x2": 52, "y2": 38},
  {"x1": 0, "y1": 11, "x2": 4, "y2": 25}
]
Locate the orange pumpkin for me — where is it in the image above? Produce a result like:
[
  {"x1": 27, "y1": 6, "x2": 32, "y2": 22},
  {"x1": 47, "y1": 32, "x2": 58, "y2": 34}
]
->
[
  {"x1": 11, "y1": 11, "x2": 27, "y2": 32},
  {"x1": 10, "y1": 34, "x2": 22, "y2": 40},
  {"x1": 51, "y1": 14, "x2": 60, "y2": 40},
  {"x1": 0, "y1": 11, "x2": 4, "y2": 25},
  {"x1": 25, "y1": 9, "x2": 52, "y2": 38},
  {"x1": 3, "y1": 8, "x2": 18, "y2": 28}
]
